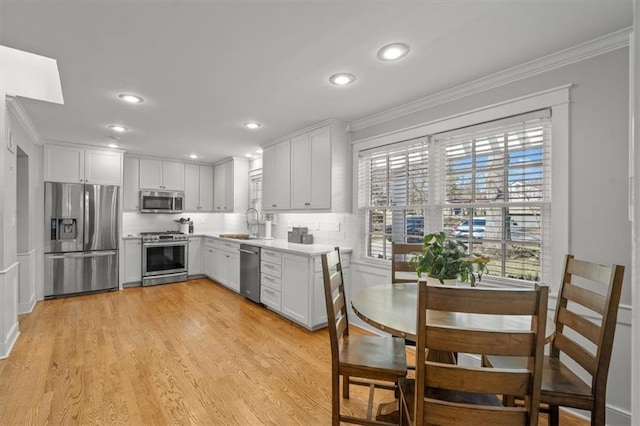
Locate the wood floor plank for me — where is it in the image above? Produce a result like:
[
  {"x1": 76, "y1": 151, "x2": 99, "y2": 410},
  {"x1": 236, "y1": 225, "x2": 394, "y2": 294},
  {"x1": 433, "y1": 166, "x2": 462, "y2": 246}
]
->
[{"x1": 0, "y1": 278, "x2": 588, "y2": 425}]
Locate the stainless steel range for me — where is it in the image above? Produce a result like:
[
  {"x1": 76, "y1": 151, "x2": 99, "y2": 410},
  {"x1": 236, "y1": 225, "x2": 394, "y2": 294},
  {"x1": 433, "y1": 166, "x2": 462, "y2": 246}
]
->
[{"x1": 140, "y1": 231, "x2": 188, "y2": 286}]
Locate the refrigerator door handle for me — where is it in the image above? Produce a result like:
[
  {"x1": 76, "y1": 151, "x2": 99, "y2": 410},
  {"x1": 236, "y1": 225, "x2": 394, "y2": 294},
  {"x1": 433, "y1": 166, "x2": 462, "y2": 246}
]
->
[{"x1": 79, "y1": 251, "x2": 118, "y2": 258}]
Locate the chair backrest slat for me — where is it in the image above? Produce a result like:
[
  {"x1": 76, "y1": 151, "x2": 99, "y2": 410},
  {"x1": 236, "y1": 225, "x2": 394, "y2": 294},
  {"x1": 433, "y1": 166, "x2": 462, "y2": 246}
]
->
[
  {"x1": 553, "y1": 333, "x2": 597, "y2": 376},
  {"x1": 557, "y1": 307, "x2": 600, "y2": 345},
  {"x1": 426, "y1": 362, "x2": 531, "y2": 396},
  {"x1": 561, "y1": 282, "x2": 606, "y2": 315},
  {"x1": 426, "y1": 287, "x2": 540, "y2": 315},
  {"x1": 413, "y1": 283, "x2": 548, "y2": 426},
  {"x1": 391, "y1": 243, "x2": 422, "y2": 284},
  {"x1": 424, "y1": 400, "x2": 528, "y2": 426},
  {"x1": 426, "y1": 328, "x2": 536, "y2": 357}
]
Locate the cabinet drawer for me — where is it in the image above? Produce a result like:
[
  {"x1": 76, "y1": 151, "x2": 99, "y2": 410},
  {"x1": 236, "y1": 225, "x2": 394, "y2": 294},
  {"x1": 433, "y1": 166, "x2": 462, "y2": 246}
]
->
[
  {"x1": 220, "y1": 241, "x2": 239, "y2": 253},
  {"x1": 261, "y1": 249, "x2": 282, "y2": 264},
  {"x1": 261, "y1": 273, "x2": 282, "y2": 291},
  {"x1": 204, "y1": 238, "x2": 216, "y2": 249},
  {"x1": 261, "y1": 260, "x2": 282, "y2": 278},
  {"x1": 261, "y1": 286, "x2": 281, "y2": 312}
]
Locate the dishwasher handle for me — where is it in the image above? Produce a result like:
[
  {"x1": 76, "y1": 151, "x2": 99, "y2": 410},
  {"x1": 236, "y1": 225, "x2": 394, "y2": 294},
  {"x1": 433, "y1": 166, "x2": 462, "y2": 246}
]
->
[{"x1": 239, "y1": 248, "x2": 258, "y2": 255}]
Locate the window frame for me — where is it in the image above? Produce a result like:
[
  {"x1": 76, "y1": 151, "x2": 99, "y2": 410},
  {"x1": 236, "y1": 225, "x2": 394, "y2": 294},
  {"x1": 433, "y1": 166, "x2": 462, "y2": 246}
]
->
[{"x1": 352, "y1": 85, "x2": 570, "y2": 289}]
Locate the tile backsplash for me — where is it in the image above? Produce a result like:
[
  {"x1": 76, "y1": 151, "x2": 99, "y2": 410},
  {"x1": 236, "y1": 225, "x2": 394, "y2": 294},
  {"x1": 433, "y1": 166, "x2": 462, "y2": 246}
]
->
[{"x1": 122, "y1": 211, "x2": 358, "y2": 250}]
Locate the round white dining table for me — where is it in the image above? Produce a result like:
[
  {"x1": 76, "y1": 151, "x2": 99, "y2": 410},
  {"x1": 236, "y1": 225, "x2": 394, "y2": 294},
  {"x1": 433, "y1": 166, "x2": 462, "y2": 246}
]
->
[{"x1": 350, "y1": 282, "x2": 554, "y2": 342}]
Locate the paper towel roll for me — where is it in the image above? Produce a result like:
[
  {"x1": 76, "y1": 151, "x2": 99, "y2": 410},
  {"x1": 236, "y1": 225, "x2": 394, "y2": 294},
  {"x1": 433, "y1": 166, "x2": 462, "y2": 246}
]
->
[{"x1": 265, "y1": 220, "x2": 272, "y2": 239}]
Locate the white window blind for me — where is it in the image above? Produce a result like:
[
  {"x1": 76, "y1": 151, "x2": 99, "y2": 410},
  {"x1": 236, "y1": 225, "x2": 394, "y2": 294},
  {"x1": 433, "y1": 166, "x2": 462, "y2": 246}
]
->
[
  {"x1": 249, "y1": 169, "x2": 263, "y2": 214},
  {"x1": 358, "y1": 110, "x2": 552, "y2": 284}
]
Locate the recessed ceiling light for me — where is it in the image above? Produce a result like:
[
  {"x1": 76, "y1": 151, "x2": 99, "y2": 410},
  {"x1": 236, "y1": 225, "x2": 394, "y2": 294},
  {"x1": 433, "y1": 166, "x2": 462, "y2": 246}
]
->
[
  {"x1": 118, "y1": 93, "x2": 144, "y2": 104},
  {"x1": 256, "y1": 148, "x2": 263, "y2": 154},
  {"x1": 377, "y1": 43, "x2": 410, "y2": 61},
  {"x1": 189, "y1": 154, "x2": 198, "y2": 159},
  {"x1": 108, "y1": 125, "x2": 127, "y2": 132},
  {"x1": 243, "y1": 121, "x2": 262, "y2": 129},
  {"x1": 108, "y1": 143, "x2": 120, "y2": 148},
  {"x1": 329, "y1": 73, "x2": 356, "y2": 86}
]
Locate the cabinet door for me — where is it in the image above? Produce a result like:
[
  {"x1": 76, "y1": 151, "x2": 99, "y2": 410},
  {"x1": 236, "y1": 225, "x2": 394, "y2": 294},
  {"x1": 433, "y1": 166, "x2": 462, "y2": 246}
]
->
[
  {"x1": 204, "y1": 246, "x2": 215, "y2": 278},
  {"x1": 85, "y1": 149, "x2": 122, "y2": 185},
  {"x1": 123, "y1": 239, "x2": 142, "y2": 283},
  {"x1": 123, "y1": 157, "x2": 140, "y2": 211},
  {"x1": 162, "y1": 162, "x2": 185, "y2": 191},
  {"x1": 282, "y1": 254, "x2": 309, "y2": 325},
  {"x1": 291, "y1": 134, "x2": 311, "y2": 209},
  {"x1": 199, "y1": 165, "x2": 214, "y2": 211},
  {"x1": 263, "y1": 140, "x2": 291, "y2": 210},
  {"x1": 309, "y1": 127, "x2": 331, "y2": 209},
  {"x1": 44, "y1": 145, "x2": 84, "y2": 183},
  {"x1": 139, "y1": 159, "x2": 163, "y2": 190},
  {"x1": 213, "y1": 162, "x2": 229, "y2": 212},
  {"x1": 184, "y1": 164, "x2": 200, "y2": 211},
  {"x1": 188, "y1": 237, "x2": 203, "y2": 275}
]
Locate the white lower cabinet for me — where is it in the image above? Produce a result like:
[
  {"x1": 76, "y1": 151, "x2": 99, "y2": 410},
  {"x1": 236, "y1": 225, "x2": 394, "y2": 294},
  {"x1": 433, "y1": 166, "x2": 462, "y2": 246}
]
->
[
  {"x1": 259, "y1": 249, "x2": 350, "y2": 331},
  {"x1": 282, "y1": 254, "x2": 310, "y2": 325},
  {"x1": 204, "y1": 239, "x2": 216, "y2": 279},
  {"x1": 188, "y1": 237, "x2": 203, "y2": 276},
  {"x1": 216, "y1": 242, "x2": 240, "y2": 293},
  {"x1": 123, "y1": 239, "x2": 142, "y2": 284}
]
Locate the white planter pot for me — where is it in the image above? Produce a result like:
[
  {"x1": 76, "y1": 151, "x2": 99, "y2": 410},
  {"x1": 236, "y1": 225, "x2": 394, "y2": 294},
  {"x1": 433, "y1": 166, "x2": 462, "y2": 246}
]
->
[{"x1": 426, "y1": 276, "x2": 457, "y2": 286}]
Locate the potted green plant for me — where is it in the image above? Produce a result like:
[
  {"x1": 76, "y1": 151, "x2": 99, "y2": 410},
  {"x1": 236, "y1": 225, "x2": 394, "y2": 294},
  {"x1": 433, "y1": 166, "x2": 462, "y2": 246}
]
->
[{"x1": 412, "y1": 231, "x2": 489, "y2": 286}]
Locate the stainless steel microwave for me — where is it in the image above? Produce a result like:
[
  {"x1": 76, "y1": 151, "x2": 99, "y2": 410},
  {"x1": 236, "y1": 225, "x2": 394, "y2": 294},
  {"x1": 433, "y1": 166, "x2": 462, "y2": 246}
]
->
[{"x1": 139, "y1": 190, "x2": 184, "y2": 213}]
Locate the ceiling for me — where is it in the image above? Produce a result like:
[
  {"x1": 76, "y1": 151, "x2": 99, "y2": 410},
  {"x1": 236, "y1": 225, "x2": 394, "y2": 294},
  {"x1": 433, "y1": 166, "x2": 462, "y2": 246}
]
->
[{"x1": 0, "y1": 1, "x2": 632, "y2": 164}]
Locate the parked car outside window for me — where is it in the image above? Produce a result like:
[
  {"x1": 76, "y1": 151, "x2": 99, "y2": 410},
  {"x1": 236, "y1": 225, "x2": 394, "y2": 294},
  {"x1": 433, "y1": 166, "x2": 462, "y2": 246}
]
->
[{"x1": 453, "y1": 217, "x2": 486, "y2": 239}]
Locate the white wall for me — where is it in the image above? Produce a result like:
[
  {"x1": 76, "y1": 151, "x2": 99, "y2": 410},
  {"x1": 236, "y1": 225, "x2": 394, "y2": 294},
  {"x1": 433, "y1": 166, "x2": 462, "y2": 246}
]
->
[{"x1": 350, "y1": 47, "x2": 632, "y2": 424}]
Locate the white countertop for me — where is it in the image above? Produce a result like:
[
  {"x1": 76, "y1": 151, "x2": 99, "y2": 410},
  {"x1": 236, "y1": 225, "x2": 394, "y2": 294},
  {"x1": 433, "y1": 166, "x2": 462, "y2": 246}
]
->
[
  {"x1": 198, "y1": 233, "x2": 352, "y2": 257},
  {"x1": 123, "y1": 232, "x2": 351, "y2": 257}
]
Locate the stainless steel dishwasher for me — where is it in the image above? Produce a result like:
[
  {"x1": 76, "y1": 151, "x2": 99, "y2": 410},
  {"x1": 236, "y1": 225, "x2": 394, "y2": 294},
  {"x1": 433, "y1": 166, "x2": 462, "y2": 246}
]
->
[{"x1": 240, "y1": 244, "x2": 261, "y2": 303}]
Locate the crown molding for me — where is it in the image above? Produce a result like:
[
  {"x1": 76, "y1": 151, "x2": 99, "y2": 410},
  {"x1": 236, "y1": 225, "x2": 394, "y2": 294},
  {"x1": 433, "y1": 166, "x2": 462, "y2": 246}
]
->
[
  {"x1": 5, "y1": 97, "x2": 41, "y2": 144},
  {"x1": 348, "y1": 27, "x2": 632, "y2": 132},
  {"x1": 262, "y1": 118, "x2": 347, "y2": 148}
]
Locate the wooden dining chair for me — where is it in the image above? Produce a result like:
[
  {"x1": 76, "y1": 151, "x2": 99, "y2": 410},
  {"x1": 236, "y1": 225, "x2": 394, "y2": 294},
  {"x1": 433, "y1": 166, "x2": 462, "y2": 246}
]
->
[
  {"x1": 399, "y1": 283, "x2": 548, "y2": 426},
  {"x1": 321, "y1": 247, "x2": 408, "y2": 426},
  {"x1": 391, "y1": 243, "x2": 423, "y2": 284},
  {"x1": 484, "y1": 254, "x2": 625, "y2": 426}
]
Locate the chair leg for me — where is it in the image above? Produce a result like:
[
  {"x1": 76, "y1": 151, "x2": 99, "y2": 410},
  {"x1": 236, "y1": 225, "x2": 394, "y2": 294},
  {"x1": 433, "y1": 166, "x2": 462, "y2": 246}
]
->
[
  {"x1": 548, "y1": 405, "x2": 559, "y2": 426},
  {"x1": 332, "y1": 372, "x2": 340, "y2": 426},
  {"x1": 343, "y1": 374, "x2": 350, "y2": 399},
  {"x1": 593, "y1": 400, "x2": 605, "y2": 426}
]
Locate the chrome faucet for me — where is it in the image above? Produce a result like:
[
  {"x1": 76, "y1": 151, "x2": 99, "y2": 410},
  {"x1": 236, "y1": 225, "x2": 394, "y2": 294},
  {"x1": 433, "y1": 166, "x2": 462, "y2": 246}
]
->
[{"x1": 246, "y1": 208, "x2": 259, "y2": 237}]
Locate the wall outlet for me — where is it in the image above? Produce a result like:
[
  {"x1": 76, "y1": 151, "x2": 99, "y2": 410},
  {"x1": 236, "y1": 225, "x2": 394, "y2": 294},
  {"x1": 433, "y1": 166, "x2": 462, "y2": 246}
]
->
[
  {"x1": 314, "y1": 222, "x2": 320, "y2": 230},
  {"x1": 334, "y1": 222, "x2": 340, "y2": 231},
  {"x1": 287, "y1": 220, "x2": 292, "y2": 228}
]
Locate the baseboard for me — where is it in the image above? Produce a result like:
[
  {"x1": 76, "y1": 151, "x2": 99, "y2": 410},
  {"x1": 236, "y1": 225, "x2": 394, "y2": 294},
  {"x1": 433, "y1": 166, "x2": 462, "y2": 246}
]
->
[
  {"x1": 18, "y1": 296, "x2": 36, "y2": 315},
  {"x1": 0, "y1": 322, "x2": 20, "y2": 360}
]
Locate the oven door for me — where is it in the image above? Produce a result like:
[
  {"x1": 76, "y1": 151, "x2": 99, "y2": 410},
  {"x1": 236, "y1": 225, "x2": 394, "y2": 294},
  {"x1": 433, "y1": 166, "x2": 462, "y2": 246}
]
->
[{"x1": 142, "y1": 241, "x2": 188, "y2": 276}]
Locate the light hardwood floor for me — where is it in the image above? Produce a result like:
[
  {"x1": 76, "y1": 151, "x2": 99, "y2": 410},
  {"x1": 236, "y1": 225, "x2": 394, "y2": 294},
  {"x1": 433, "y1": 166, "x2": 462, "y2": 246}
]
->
[{"x1": 0, "y1": 279, "x2": 588, "y2": 425}]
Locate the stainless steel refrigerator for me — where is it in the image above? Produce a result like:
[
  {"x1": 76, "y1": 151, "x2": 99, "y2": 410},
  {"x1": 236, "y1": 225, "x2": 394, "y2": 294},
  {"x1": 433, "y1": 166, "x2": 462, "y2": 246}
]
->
[{"x1": 44, "y1": 182, "x2": 119, "y2": 298}]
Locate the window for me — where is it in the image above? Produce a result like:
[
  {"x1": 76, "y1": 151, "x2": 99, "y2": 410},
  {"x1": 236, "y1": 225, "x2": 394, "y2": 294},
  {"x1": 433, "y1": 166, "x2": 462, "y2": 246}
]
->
[
  {"x1": 359, "y1": 110, "x2": 551, "y2": 285},
  {"x1": 249, "y1": 169, "x2": 263, "y2": 214}
]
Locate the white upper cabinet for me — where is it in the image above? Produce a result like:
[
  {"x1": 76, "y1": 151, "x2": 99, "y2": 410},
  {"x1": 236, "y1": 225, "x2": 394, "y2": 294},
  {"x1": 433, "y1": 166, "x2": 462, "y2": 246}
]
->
[
  {"x1": 44, "y1": 144, "x2": 122, "y2": 185},
  {"x1": 262, "y1": 121, "x2": 348, "y2": 212},
  {"x1": 139, "y1": 159, "x2": 184, "y2": 191},
  {"x1": 185, "y1": 164, "x2": 214, "y2": 211},
  {"x1": 213, "y1": 158, "x2": 248, "y2": 213},
  {"x1": 123, "y1": 157, "x2": 140, "y2": 211},
  {"x1": 291, "y1": 126, "x2": 331, "y2": 209},
  {"x1": 263, "y1": 139, "x2": 291, "y2": 210}
]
